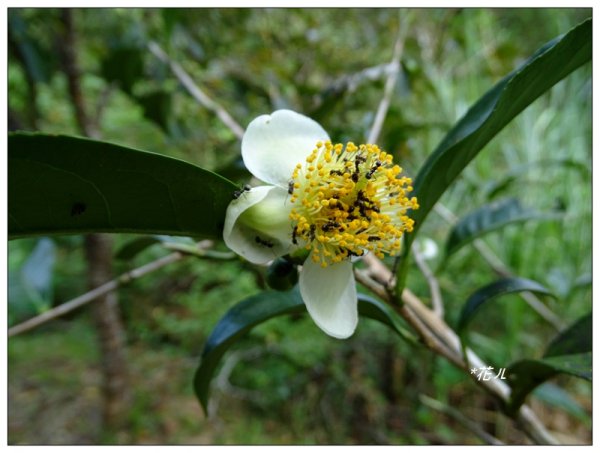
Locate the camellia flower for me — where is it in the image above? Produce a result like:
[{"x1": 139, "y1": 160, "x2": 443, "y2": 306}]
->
[{"x1": 223, "y1": 110, "x2": 418, "y2": 339}]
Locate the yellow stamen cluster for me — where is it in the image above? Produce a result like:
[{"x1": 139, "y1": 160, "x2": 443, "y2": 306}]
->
[{"x1": 289, "y1": 141, "x2": 419, "y2": 267}]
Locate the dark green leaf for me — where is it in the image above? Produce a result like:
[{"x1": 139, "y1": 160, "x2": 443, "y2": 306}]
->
[
  {"x1": 443, "y1": 198, "x2": 561, "y2": 261},
  {"x1": 8, "y1": 133, "x2": 237, "y2": 239},
  {"x1": 134, "y1": 89, "x2": 172, "y2": 133},
  {"x1": 544, "y1": 312, "x2": 591, "y2": 358},
  {"x1": 457, "y1": 277, "x2": 556, "y2": 335},
  {"x1": 265, "y1": 258, "x2": 299, "y2": 291},
  {"x1": 504, "y1": 313, "x2": 591, "y2": 415},
  {"x1": 193, "y1": 289, "x2": 414, "y2": 413},
  {"x1": 100, "y1": 47, "x2": 145, "y2": 95},
  {"x1": 506, "y1": 352, "x2": 591, "y2": 416},
  {"x1": 396, "y1": 18, "x2": 591, "y2": 292}
]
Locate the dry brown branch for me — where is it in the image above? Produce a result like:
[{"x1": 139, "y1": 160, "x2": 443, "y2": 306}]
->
[
  {"x1": 8, "y1": 241, "x2": 214, "y2": 337},
  {"x1": 359, "y1": 253, "x2": 557, "y2": 444},
  {"x1": 412, "y1": 243, "x2": 444, "y2": 317},
  {"x1": 419, "y1": 394, "x2": 505, "y2": 445},
  {"x1": 366, "y1": 21, "x2": 409, "y2": 145},
  {"x1": 147, "y1": 41, "x2": 245, "y2": 140}
]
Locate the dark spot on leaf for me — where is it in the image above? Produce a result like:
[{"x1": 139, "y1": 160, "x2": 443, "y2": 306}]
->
[{"x1": 71, "y1": 202, "x2": 86, "y2": 217}]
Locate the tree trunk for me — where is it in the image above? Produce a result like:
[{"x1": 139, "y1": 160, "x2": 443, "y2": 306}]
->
[
  {"x1": 84, "y1": 234, "x2": 132, "y2": 433},
  {"x1": 59, "y1": 8, "x2": 131, "y2": 436}
]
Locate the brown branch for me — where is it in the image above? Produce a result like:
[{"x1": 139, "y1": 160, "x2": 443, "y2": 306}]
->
[
  {"x1": 419, "y1": 394, "x2": 505, "y2": 445},
  {"x1": 9, "y1": 251, "x2": 181, "y2": 337},
  {"x1": 58, "y1": 9, "x2": 99, "y2": 139},
  {"x1": 360, "y1": 253, "x2": 557, "y2": 444},
  {"x1": 147, "y1": 41, "x2": 245, "y2": 140},
  {"x1": 8, "y1": 240, "x2": 216, "y2": 338},
  {"x1": 366, "y1": 16, "x2": 409, "y2": 144},
  {"x1": 412, "y1": 243, "x2": 444, "y2": 317}
]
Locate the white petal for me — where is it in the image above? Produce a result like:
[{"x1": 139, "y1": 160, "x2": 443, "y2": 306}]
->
[
  {"x1": 242, "y1": 110, "x2": 329, "y2": 187},
  {"x1": 299, "y1": 255, "x2": 358, "y2": 339},
  {"x1": 223, "y1": 185, "x2": 293, "y2": 264}
]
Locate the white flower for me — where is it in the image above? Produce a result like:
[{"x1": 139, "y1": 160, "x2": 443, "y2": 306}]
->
[{"x1": 223, "y1": 110, "x2": 418, "y2": 339}]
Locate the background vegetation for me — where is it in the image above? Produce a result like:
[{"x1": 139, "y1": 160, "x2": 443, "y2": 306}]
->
[{"x1": 8, "y1": 8, "x2": 591, "y2": 444}]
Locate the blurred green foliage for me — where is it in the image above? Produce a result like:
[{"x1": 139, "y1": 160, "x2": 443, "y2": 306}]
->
[{"x1": 8, "y1": 8, "x2": 591, "y2": 445}]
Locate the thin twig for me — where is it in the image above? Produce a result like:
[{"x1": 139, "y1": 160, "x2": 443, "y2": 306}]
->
[
  {"x1": 434, "y1": 203, "x2": 566, "y2": 330},
  {"x1": 8, "y1": 240, "x2": 214, "y2": 337},
  {"x1": 419, "y1": 394, "x2": 505, "y2": 445},
  {"x1": 366, "y1": 18, "x2": 409, "y2": 144},
  {"x1": 8, "y1": 253, "x2": 180, "y2": 337},
  {"x1": 147, "y1": 41, "x2": 245, "y2": 140},
  {"x1": 314, "y1": 62, "x2": 399, "y2": 104},
  {"x1": 162, "y1": 242, "x2": 236, "y2": 260},
  {"x1": 360, "y1": 253, "x2": 557, "y2": 445},
  {"x1": 412, "y1": 243, "x2": 444, "y2": 317}
]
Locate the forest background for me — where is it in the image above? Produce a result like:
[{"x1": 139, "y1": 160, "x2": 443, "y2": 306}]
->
[{"x1": 6, "y1": 7, "x2": 592, "y2": 445}]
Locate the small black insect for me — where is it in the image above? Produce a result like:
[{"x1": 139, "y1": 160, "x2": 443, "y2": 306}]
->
[
  {"x1": 366, "y1": 161, "x2": 382, "y2": 179},
  {"x1": 343, "y1": 248, "x2": 362, "y2": 258},
  {"x1": 330, "y1": 169, "x2": 344, "y2": 176},
  {"x1": 288, "y1": 179, "x2": 295, "y2": 195},
  {"x1": 367, "y1": 235, "x2": 381, "y2": 242},
  {"x1": 321, "y1": 221, "x2": 341, "y2": 232},
  {"x1": 292, "y1": 225, "x2": 299, "y2": 245},
  {"x1": 233, "y1": 184, "x2": 251, "y2": 199},
  {"x1": 309, "y1": 224, "x2": 316, "y2": 241},
  {"x1": 255, "y1": 236, "x2": 274, "y2": 248},
  {"x1": 70, "y1": 202, "x2": 87, "y2": 217},
  {"x1": 355, "y1": 154, "x2": 367, "y2": 166}
]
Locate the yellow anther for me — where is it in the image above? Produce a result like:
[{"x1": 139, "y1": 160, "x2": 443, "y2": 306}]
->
[{"x1": 287, "y1": 139, "x2": 417, "y2": 266}]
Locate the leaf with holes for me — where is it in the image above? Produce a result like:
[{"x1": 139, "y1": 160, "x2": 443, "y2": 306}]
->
[{"x1": 8, "y1": 133, "x2": 237, "y2": 240}]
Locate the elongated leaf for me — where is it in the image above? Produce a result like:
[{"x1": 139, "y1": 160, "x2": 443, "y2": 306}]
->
[
  {"x1": 8, "y1": 133, "x2": 237, "y2": 239},
  {"x1": 503, "y1": 312, "x2": 591, "y2": 415},
  {"x1": 193, "y1": 289, "x2": 414, "y2": 413},
  {"x1": 544, "y1": 312, "x2": 591, "y2": 358},
  {"x1": 457, "y1": 277, "x2": 556, "y2": 335},
  {"x1": 444, "y1": 198, "x2": 561, "y2": 260},
  {"x1": 506, "y1": 352, "x2": 591, "y2": 416},
  {"x1": 396, "y1": 18, "x2": 591, "y2": 291}
]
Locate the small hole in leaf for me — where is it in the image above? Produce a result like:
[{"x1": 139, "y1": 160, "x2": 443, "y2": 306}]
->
[{"x1": 71, "y1": 202, "x2": 87, "y2": 217}]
